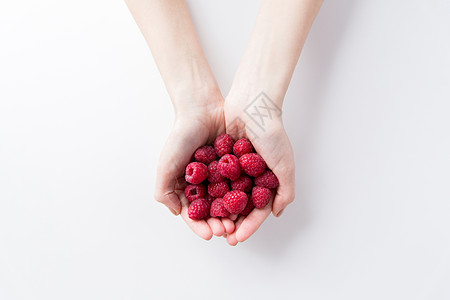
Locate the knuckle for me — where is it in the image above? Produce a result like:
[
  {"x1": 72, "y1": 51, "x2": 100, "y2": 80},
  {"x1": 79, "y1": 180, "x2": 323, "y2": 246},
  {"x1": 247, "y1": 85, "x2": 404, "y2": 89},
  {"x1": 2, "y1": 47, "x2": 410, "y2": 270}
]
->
[{"x1": 278, "y1": 191, "x2": 295, "y2": 207}]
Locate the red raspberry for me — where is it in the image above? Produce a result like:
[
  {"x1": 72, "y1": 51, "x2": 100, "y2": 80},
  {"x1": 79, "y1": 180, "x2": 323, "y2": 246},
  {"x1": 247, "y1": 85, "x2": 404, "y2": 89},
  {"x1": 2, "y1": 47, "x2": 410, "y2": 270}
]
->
[
  {"x1": 207, "y1": 161, "x2": 226, "y2": 183},
  {"x1": 185, "y1": 162, "x2": 208, "y2": 184},
  {"x1": 233, "y1": 138, "x2": 254, "y2": 157},
  {"x1": 218, "y1": 154, "x2": 241, "y2": 181},
  {"x1": 205, "y1": 194, "x2": 215, "y2": 203},
  {"x1": 184, "y1": 184, "x2": 207, "y2": 202},
  {"x1": 208, "y1": 181, "x2": 230, "y2": 198},
  {"x1": 214, "y1": 134, "x2": 235, "y2": 157},
  {"x1": 223, "y1": 191, "x2": 248, "y2": 214},
  {"x1": 240, "y1": 195, "x2": 254, "y2": 216},
  {"x1": 254, "y1": 170, "x2": 279, "y2": 189},
  {"x1": 239, "y1": 153, "x2": 267, "y2": 177},
  {"x1": 194, "y1": 146, "x2": 216, "y2": 164},
  {"x1": 210, "y1": 198, "x2": 230, "y2": 218},
  {"x1": 252, "y1": 186, "x2": 271, "y2": 209},
  {"x1": 230, "y1": 175, "x2": 253, "y2": 193},
  {"x1": 188, "y1": 199, "x2": 210, "y2": 220}
]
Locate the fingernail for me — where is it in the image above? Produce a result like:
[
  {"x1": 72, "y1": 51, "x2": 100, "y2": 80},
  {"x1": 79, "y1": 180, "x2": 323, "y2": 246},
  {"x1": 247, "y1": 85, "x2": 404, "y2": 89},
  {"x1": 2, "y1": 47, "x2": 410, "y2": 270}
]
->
[
  {"x1": 276, "y1": 209, "x2": 284, "y2": 217},
  {"x1": 168, "y1": 207, "x2": 178, "y2": 216}
]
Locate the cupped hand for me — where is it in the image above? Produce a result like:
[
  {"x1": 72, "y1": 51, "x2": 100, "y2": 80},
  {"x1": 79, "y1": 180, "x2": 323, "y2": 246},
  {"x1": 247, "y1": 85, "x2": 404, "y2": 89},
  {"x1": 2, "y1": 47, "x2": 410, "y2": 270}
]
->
[
  {"x1": 224, "y1": 95, "x2": 295, "y2": 245},
  {"x1": 154, "y1": 95, "x2": 235, "y2": 240}
]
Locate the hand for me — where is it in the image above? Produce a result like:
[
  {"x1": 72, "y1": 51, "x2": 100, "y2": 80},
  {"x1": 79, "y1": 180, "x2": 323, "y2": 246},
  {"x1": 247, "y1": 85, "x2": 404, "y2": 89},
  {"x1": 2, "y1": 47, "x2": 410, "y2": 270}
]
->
[
  {"x1": 154, "y1": 92, "x2": 236, "y2": 240},
  {"x1": 223, "y1": 94, "x2": 295, "y2": 246}
]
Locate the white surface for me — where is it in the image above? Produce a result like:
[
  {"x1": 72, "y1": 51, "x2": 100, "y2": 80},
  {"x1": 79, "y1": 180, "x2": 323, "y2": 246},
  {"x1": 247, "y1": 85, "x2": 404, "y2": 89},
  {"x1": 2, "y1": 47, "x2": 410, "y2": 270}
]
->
[{"x1": 1, "y1": 0, "x2": 450, "y2": 299}]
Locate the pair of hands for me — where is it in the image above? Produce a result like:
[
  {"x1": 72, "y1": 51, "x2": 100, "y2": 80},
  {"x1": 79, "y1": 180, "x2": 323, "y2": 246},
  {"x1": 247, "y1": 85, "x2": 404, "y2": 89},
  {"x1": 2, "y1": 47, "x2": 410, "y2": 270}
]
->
[
  {"x1": 154, "y1": 89, "x2": 295, "y2": 246},
  {"x1": 125, "y1": 0, "x2": 322, "y2": 244},
  {"x1": 125, "y1": 0, "x2": 322, "y2": 245}
]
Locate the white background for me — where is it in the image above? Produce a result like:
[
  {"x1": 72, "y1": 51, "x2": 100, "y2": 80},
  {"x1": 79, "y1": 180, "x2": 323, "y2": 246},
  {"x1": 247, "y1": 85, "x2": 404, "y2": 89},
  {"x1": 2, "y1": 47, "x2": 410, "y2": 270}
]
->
[{"x1": 1, "y1": 0, "x2": 450, "y2": 299}]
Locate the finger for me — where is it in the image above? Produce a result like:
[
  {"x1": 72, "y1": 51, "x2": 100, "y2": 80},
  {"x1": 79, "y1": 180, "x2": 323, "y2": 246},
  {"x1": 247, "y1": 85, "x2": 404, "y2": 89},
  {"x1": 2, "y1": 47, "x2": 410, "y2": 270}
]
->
[
  {"x1": 180, "y1": 197, "x2": 213, "y2": 240},
  {"x1": 206, "y1": 217, "x2": 225, "y2": 237},
  {"x1": 156, "y1": 191, "x2": 182, "y2": 215},
  {"x1": 271, "y1": 182, "x2": 295, "y2": 217},
  {"x1": 226, "y1": 216, "x2": 245, "y2": 246},
  {"x1": 154, "y1": 127, "x2": 203, "y2": 215},
  {"x1": 251, "y1": 126, "x2": 295, "y2": 217},
  {"x1": 271, "y1": 162, "x2": 295, "y2": 217},
  {"x1": 228, "y1": 214, "x2": 238, "y2": 221},
  {"x1": 174, "y1": 179, "x2": 188, "y2": 191},
  {"x1": 221, "y1": 218, "x2": 235, "y2": 234},
  {"x1": 154, "y1": 161, "x2": 184, "y2": 216},
  {"x1": 236, "y1": 199, "x2": 273, "y2": 243}
]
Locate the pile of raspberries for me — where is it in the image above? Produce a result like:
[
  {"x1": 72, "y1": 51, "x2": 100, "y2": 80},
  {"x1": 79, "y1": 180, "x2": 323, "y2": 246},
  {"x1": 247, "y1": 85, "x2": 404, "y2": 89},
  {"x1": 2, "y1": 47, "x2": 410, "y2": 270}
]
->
[{"x1": 185, "y1": 134, "x2": 279, "y2": 220}]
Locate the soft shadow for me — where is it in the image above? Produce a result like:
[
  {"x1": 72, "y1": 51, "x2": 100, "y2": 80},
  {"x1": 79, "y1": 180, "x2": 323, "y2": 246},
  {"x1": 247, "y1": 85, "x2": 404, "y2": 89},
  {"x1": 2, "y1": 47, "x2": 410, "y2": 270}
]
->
[{"x1": 243, "y1": 0, "x2": 359, "y2": 256}]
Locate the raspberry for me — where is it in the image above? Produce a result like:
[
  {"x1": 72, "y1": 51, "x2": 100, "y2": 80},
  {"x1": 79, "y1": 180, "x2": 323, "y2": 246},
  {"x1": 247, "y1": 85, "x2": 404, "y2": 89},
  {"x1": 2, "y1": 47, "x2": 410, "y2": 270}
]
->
[
  {"x1": 252, "y1": 186, "x2": 271, "y2": 209},
  {"x1": 210, "y1": 198, "x2": 230, "y2": 218},
  {"x1": 194, "y1": 146, "x2": 216, "y2": 164},
  {"x1": 208, "y1": 181, "x2": 230, "y2": 198},
  {"x1": 239, "y1": 153, "x2": 266, "y2": 177},
  {"x1": 188, "y1": 199, "x2": 210, "y2": 220},
  {"x1": 207, "y1": 161, "x2": 226, "y2": 183},
  {"x1": 254, "y1": 170, "x2": 279, "y2": 189},
  {"x1": 184, "y1": 184, "x2": 207, "y2": 202},
  {"x1": 205, "y1": 194, "x2": 215, "y2": 203},
  {"x1": 240, "y1": 195, "x2": 254, "y2": 216},
  {"x1": 233, "y1": 138, "x2": 254, "y2": 158},
  {"x1": 218, "y1": 154, "x2": 241, "y2": 181},
  {"x1": 230, "y1": 175, "x2": 253, "y2": 193},
  {"x1": 185, "y1": 162, "x2": 208, "y2": 184},
  {"x1": 214, "y1": 134, "x2": 235, "y2": 157},
  {"x1": 223, "y1": 191, "x2": 248, "y2": 214}
]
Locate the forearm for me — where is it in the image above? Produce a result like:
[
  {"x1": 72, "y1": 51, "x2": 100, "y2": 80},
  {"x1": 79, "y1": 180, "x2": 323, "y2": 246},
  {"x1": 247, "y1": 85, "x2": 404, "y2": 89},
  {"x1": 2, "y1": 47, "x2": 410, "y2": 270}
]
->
[
  {"x1": 125, "y1": 0, "x2": 220, "y2": 111},
  {"x1": 229, "y1": 0, "x2": 323, "y2": 104}
]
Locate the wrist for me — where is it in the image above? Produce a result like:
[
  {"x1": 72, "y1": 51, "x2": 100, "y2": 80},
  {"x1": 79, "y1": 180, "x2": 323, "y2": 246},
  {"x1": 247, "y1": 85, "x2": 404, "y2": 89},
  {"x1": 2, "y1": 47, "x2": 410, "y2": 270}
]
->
[
  {"x1": 225, "y1": 88, "x2": 284, "y2": 140},
  {"x1": 171, "y1": 83, "x2": 223, "y2": 120},
  {"x1": 226, "y1": 78, "x2": 286, "y2": 121},
  {"x1": 227, "y1": 58, "x2": 290, "y2": 109},
  {"x1": 227, "y1": 83, "x2": 285, "y2": 109},
  {"x1": 228, "y1": 45, "x2": 295, "y2": 106},
  {"x1": 157, "y1": 46, "x2": 221, "y2": 115}
]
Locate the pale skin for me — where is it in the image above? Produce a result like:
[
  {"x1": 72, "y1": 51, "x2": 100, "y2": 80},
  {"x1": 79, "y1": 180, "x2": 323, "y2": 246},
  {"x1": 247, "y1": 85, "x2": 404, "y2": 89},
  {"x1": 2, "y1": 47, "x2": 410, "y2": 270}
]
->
[{"x1": 125, "y1": 0, "x2": 323, "y2": 245}]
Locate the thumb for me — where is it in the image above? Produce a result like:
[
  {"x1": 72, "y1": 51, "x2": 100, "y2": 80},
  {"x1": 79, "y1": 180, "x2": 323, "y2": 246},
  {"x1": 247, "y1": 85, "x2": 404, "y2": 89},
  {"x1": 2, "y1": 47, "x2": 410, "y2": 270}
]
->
[
  {"x1": 154, "y1": 157, "x2": 183, "y2": 215},
  {"x1": 154, "y1": 131, "x2": 191, "y2": 215}
]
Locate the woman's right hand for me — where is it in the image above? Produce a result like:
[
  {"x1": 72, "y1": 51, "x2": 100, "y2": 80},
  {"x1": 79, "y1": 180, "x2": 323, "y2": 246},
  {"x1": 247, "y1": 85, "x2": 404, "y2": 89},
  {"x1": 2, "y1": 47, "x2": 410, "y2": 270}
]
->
[{"x1": 223, "y1": 90, "x2": 296, "y2": 246}]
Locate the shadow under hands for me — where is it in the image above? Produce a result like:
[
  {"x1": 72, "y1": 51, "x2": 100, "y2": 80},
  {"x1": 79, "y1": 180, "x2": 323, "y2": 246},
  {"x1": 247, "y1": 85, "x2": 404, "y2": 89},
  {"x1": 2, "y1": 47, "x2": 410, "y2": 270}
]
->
[{"x1": 242, "y1": 0, "x2": 359, "y2": 256}]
